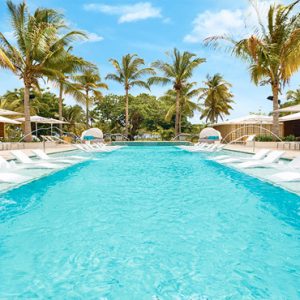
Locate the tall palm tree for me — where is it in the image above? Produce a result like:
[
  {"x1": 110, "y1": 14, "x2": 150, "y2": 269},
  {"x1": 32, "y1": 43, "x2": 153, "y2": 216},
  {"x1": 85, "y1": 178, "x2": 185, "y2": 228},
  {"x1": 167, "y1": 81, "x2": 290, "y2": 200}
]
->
[
  {"x1": 71, "y1": 69, "x2": 108, "y2": 128},
  {"x1": 199, "y1": 74, "x2": 234, "y2": 123},
  {"x1": 160, "y1": 82, "x2": 202, "y2": 131},
  {"x1": 49, "y1": 49, "x2": 92, "y2": 130},
  {"x1": 205, "y1": 0, "x2": 300, "y2": 136},
  {"x1": 105, "y1": 54, "x2": 154, "y2": 137},
  {"x1": 0, "y1": 1, "x2": 85, "y2": 141},
  {"x1": 149, "y1": 48, "x2": 205, "y2": 136}
]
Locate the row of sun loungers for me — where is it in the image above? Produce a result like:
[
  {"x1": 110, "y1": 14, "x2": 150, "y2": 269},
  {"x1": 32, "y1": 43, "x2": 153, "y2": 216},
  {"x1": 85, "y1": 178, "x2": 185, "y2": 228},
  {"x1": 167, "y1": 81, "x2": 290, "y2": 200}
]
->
[
  {"x1": 74, "y1": 143, "x2": 122, "y2": 153},
  {"x1": 0, "y1": 143, "x2": 123, "y2": 184},
  {"x1": 179, "y1": 143, "x2": 225, "y2": 153},
  {"x1": 210, "y1": 149, "x2": 300, "y2": 182},
  {"x1": 0, "y1": 150, "x2": 87, "y2": 184}
]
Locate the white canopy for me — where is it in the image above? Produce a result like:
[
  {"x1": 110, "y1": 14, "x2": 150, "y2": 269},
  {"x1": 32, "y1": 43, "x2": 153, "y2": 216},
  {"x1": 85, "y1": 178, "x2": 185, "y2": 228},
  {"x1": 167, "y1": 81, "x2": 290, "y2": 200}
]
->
[
  {"x1": 16, "y1": 115, "x2": 68, "y2": 135},
  {"x1": 0, "y1": 109, "x2": 22, "y2": 116},
  {"x1": 81, "y1": 128, "x2": 103, "y2": 140},
  {"x1": 0, "y1": 116, "x2": 21, "y2": 124},
  {"x1": 16, "y1": 115, "x2": 60, "y2": 124},
  {"x1": 199, "y1": 127, "x2": 222, "y2": 139},
  {"x1": 280, "y1": 112, "x2": 300, "y2": 122},
  {"x1": 212, "y1": 114, "x2": 273, "y2": 126},
  {"x1": 275, "y1": 104, "x2": 300, "y2": 113}
]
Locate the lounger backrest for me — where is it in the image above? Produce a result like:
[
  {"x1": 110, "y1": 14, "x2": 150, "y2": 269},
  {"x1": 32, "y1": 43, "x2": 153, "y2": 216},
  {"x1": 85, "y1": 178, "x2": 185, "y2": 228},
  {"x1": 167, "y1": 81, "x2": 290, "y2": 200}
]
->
[
  {"x1": 11, "y1": 150, "x2": 33, "y2": 163},
  {"x1": 289, "y1": 156, "x2": 300, "y2": 168},
  {"x1": 209, "y1": 145, "x2": 218, "y2": 151},
  {"x1": 0, "y1": 155, "x2": 11, "y2": 168},
  {"x1": 263, "y1": 151, "x2": 285, "y2": 163},
  {"x1": 32, "y1": 149, "x2": 49, "y2": 160},
  {"x1": 253, "y1": 149, "x2": 270, "y2": 160}
]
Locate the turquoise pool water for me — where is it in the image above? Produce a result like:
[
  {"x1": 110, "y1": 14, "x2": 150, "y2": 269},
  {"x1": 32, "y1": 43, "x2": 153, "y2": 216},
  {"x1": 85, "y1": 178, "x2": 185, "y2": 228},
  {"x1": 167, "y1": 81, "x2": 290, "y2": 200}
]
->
[{"x1": 0, "y1": 146, "x2": 300, "y2": 299}]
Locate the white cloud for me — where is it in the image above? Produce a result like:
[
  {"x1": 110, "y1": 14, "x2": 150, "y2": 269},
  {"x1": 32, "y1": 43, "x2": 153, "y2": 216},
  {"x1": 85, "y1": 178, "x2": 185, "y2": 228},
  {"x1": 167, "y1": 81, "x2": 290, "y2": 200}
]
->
[
  {"x1": 184, "y1": 1, "x2": 281, "y2": 43},
  {"x1": 85, "y1": 32, "x2": 104, "y2": 42},
  {"x1": 83, "y1": 2, "x2": 162, "y2": 23}
]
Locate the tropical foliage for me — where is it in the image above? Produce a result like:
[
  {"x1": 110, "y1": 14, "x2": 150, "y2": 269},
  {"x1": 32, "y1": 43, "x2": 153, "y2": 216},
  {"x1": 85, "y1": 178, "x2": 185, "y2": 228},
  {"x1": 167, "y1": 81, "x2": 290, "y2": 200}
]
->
[
  {"x1": 160, "y1": 82, "x2": 202, "y2": 125},
  {"x1": 106, "y1": 54, "x2": 154, "y2": 136},
  {"x1": 149, "y1": 48, "x2": 205, "y2": 136},
  {"x1": 0, "y1": 1, "x2": 86, "y2": 141},
  {"x1": 205, "y1": 0, "x2": 300, "y2": 136},
  {"x1": 71, "y1": 69, "x2": 108, "y2": 128},
  {"x1": 199, "y1": 74, "x2": 234, "y2": 123}
]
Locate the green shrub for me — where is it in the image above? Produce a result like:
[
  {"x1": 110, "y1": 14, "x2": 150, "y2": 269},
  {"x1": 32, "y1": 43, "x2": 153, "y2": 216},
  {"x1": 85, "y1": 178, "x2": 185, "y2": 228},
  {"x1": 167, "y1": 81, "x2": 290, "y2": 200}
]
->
[
  {"x1": 255, "y1": 135, "x2": 276, "y2": 142},
  {"x1": 283, "y1": 135, "x2": 296, "y2": 141}
]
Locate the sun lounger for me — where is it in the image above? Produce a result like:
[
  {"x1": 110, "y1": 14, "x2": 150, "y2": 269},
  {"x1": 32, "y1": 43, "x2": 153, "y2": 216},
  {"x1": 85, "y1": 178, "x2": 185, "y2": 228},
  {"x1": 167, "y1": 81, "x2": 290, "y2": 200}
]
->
[
  {"x1": 270, "y1": 171, "x2": 300, "y2": 182},
  {"x1": 189, "y1": 143, "x2": 212, "y2": 152},
  {"x1": 237, "y1": 151, "x2": 285, "y2": 169},
  {"x1": 274, "y1": 156, "x2": 300, "y2": 170},
  {"x1": 11, "y1": 150, "x2": 63, "y2": 169},
  {"x1": 0, "y1": 172, "x2": 31, "y2": 183},
  {"x1": 32, "y1": 149, "x2": 83, "y2": 164},
  {"x1": 217, "y1": 149, "x2": 271, "y2": 164}
]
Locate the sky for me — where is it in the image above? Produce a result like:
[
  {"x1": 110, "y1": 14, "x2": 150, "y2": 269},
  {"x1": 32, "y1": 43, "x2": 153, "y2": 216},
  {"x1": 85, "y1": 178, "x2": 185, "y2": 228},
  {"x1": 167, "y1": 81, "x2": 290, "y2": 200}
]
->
[{"x1": 0, "y1": 0, "x2": 299, "y2": 123}]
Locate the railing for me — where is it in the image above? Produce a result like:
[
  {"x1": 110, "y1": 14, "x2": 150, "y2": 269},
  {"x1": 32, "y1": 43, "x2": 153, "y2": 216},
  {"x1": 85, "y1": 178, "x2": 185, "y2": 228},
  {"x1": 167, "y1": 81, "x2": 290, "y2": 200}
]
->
[{"x1": 221, "y1": 125, "x2": 283, "y2": 152}]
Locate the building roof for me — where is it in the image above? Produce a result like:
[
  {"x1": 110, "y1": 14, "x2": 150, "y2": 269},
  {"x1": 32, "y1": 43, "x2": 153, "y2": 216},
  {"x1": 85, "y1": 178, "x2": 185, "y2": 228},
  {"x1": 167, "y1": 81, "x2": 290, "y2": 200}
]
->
[
  {"x1": 212, "y1": 115, "x2": 273, "y2": 126},
  {"x1": 276, "y1": 104, "x2": 300, "y2": 113},
  {"x1": 280, "y1": 112, "x2": 300, "y2": 122}
]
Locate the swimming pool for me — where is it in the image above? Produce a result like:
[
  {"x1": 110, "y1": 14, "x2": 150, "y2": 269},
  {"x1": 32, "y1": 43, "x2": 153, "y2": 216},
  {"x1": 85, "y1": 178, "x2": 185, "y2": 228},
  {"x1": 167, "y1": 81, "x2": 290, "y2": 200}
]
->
[{"x1": 0, "y1": 146, "x2": 299, "y2": 299}]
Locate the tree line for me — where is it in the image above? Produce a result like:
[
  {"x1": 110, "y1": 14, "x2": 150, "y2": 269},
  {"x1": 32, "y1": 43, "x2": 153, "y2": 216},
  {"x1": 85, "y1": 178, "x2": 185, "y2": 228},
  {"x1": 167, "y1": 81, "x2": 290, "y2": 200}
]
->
[{"x1": 0, "y1": 0, "x2": 299, "y2": 141}]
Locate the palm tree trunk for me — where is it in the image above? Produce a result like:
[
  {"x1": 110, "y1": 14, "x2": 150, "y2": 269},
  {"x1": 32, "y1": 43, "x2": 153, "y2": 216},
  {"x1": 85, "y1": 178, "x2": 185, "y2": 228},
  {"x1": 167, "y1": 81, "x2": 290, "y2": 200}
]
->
[
  {"x1": 272, "y1": 83, "x2": 280, "y2": 137},
  {"x1": 23, "y1": 85, "x2": 32, "y2": 142},
  {"x1": 179, "y1": 111, "x2": 182, "y2": 135},
  {"x1": 86, "y1": 90, "x2": 89, "y2": 129},
  {"x1": 175, "y1": 89, "x2": 180, "y2": 137},
  {"x1": 58, "y1": 83, "x2": 63, "y2": 133},
  {"x1": 125, "y1": 88, "x2": 129, "y2": 137}
]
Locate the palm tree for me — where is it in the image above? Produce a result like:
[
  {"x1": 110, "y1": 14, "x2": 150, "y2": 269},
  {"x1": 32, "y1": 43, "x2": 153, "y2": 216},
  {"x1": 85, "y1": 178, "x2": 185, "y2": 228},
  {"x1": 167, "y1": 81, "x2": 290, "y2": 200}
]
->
[
  {"x1": 160, "y1": 82, "x2": 202, "y2": 131},
  {"x1": 0, "y1": 1, "x2": 85, "y2": 141},
  {"x1": 149, "y1": 48, "x2": 205, "y2": 136},
  {"x1": 49, "y1": 49, "x2": 92, "y2": 130},
  {"x1": 286, "y1": 87, "x2": 300, "y2": 104},
  {"x1": 205, "y1": 0, "x2": 300, "y2": 136},
  {"x1": 105, "y1": 54, "x2": 154, "y2": 137},
  {"x1": 199, "y1": 74, "x2": 234, "y2": 123},
  {"x1": 72, "y1": 69, "x2": 108, "y2": 128},
  {"x1": 0, "y1": 49, "x2": 15, "y2": 71}
]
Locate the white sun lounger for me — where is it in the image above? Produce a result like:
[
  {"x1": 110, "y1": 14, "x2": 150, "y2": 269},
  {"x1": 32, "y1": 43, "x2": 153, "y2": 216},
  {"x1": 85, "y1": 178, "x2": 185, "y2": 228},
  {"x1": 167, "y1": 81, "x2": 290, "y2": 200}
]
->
[
  {"x1": 189, "y1": 144, "x2": 214, "y2": 152},
  {"x1": 184, "y1": 143, "x2": 208, "y2": 152},
  {"x1": 11, "y1": 150, "x2": 63, "y2": 169},
  {"x1": 32, "y1": 149, "x2": 84, "y2": 164},
  {"x1": 217, "y1": 149, "x2": 271, "y2": 164},
  {"x1": 0, "y1": 172, "x2": 31, "y2": 183},
  {"x1": 270, "y1": 171, "x2": 300, "y2": 182},
  {"x1": 237, "y1": 151, "x2": 285, "y2": 169},
  {"x1": 274, "y1": 156, "x2": 300, "y2": 170}
]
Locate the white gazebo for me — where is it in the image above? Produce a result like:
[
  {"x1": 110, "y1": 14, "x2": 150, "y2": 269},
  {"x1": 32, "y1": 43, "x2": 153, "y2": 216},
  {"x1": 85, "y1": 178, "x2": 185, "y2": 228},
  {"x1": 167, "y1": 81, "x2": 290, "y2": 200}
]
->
[
  {"x1": 0, "y1": 109, "x2": 22, "y2": 116},
  {"x1": 0, "y1": 116, "x2": 21, "y2": 138},
  {"x1": 16, "y1": 115, "x2": 68, "y2": 135},
  {"x1": 199, "y1": 127, "x2": 222, "y2": 142},
  {"x1": 81, "y1": 128, "x2": 103, "y2": 141}
]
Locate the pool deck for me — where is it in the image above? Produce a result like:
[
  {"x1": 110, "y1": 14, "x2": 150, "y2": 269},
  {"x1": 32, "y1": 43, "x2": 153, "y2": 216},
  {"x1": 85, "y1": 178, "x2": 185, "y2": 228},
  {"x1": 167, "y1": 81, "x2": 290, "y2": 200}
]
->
[{"x1": 0, "y1": 142, "x2": 299, "y2": 161}]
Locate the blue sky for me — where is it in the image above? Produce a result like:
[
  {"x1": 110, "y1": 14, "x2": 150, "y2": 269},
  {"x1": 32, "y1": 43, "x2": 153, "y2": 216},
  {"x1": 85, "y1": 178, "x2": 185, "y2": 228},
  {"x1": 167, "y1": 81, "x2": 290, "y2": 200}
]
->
[{"x1": 0, "y1": 0, "x2": 299, "y2": 123}]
